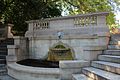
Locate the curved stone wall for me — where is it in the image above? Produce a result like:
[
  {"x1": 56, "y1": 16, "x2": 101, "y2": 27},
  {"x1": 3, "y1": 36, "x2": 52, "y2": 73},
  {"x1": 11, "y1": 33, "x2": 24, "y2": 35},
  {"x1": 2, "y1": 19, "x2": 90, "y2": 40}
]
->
[
  {"x1": 7, "y1": 63, "x2": 60, "y2": 80},
  {"x1": 7, "y1": 60, "x2": 89, "y2": 80}
]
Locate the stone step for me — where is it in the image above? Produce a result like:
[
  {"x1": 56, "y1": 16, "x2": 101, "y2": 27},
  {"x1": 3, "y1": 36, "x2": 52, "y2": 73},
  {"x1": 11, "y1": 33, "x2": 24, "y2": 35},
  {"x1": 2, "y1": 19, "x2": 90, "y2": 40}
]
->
[
  {"x1": 0, "y1": 75, "x2": 16, "y2": 80},
  {"x1": 104, "y1": 50, "x2": 120, "y2": 56},
  {"x1": 0, "y1": 47, "x2": 7, "y2": 51},
  {"x1": 0, "y1": 59, "x2": 6, "y2": 64},
  {"x1": 110, "y1": 38, "x2": 120, "y2": 42},
  {"x1": 0, "y1": 64, "x2": 6, "y2": 69},
  {"x1": 0, "y1": 40, "x2": 14, "y2": 44},
  {"x1": 0, "y1": 55, "x2": 6, "y2": 59},
  {"x1": 82, "y1": 67, "x2": 120, "y2": 80},
  {"x1": 0, "y1": 45, "x2": 7, "y2": 48},
  {"x1": 98, "y1": 55, "x2": 120, "y2": 63},
  {"x1": 0, "y1": 42, "x2": 14, "y2": 45},
  {"x1": 109, "y1": 41, "x2": 119, "y2": 45},
  {"x1": 91, "y1": 61, "x2": 120, "y2": 74},
  {"x1": 72, "y1": 74, "x2": 93, "y2": 80},
  {"x1": 0, "y1": 51, "x2": 7, "y2": 55},
  {"x1": 1, "y1": 38, "x2": 14, "y2": 42},
  {"x1": 108, "y1": 45, "x2": 120, "y2": 49},
  {"x1": 110, "y1": 34, "x2": 120, "y2": 41},
  {"x1": 0, "y1": 67, "x2": 6, "y2": 71},
  {"x1": 0, "y1": 69, "x2": 7, "y2": 76},
  {"x1": 5, "y1": 38, "x2": 14, "y2": 41},
  {"x1": 0, "y1": 50, "x2": 7, "y2": 53}
]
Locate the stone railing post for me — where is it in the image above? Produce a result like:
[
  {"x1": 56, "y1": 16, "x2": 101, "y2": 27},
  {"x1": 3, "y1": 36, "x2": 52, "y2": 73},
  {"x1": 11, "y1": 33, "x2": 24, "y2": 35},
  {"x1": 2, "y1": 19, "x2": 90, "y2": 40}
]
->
[
  {"x1": 28, "y1": 23, "x2": 34, "y2": 31},
  {"x1": 97, "y1": 15, "x2": 107, "y2": 27}
]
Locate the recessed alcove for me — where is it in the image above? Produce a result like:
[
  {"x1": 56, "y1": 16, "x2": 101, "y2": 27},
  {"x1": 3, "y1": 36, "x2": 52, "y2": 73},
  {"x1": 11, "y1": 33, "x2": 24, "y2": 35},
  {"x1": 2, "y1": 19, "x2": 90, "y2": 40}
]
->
[{"x1": 48, "y1": 41, "x2": 74, "y2": 61}]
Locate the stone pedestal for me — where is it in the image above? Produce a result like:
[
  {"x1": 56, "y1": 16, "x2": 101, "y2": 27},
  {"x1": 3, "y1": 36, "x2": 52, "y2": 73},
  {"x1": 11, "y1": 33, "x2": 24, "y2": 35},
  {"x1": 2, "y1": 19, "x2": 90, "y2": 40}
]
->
[
  {"x1": 59, "y1": 60, "x2": 90, "y2": 80},
  {"x1": 6, "y1": 45, "x2": 19, "y2": 63}
]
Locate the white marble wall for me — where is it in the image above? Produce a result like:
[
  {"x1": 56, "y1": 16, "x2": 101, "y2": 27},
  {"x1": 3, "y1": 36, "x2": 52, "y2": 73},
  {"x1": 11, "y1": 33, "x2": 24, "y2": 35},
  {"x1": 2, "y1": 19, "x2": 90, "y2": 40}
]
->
[
  {"x1": 29, "y1": 33, "x2": 109, "y2": 60},
  {"x1": 7, "y1": 36, "x2": 29, "y2": 63},
  {"x1": 26, "y1": 12, "x2": 110, "y2": 61}
]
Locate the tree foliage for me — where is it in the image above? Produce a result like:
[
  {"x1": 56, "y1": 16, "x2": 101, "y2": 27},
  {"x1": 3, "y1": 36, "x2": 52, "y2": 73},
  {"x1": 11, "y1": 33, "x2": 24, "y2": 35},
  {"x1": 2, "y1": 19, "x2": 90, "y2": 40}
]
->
[
  {"x1": 0, "y1": 0, "x2": 5, "y2": 17},
  {"x1": 54, "y1": 0, "x2": 120, "y2": 26},
  {"x1": 1, "y1": 0, "x2": 61, "y2": 35},
  {"x1": 1, "y1": 0, "x2": 120, "y2": 35}
]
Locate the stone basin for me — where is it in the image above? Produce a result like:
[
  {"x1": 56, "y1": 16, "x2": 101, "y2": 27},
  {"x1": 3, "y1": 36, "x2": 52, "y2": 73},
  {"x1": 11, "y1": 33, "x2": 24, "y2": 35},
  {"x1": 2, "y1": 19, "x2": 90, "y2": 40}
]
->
[{"x1": 7, "y1": 60, "x2": 89, "y2": 80}]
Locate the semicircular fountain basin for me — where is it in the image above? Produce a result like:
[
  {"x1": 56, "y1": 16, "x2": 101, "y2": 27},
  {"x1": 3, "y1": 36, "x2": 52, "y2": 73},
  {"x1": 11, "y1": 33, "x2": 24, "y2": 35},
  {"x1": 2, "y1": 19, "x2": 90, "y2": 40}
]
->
[
  {"x1": 8, "y1": 59, "x2": 60, "y2": 80},
  {"x1": 17, "y1": 59, "x2": 59, "y2": 68},
  {"x1": 7, "y1": 59, "x2": 88, "y2": 80}
]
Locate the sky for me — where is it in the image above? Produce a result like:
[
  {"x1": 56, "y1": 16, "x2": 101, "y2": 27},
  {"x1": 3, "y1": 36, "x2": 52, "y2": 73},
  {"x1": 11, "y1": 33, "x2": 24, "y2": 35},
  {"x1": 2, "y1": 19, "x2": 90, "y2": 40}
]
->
[
  {"x1": 112, "y1": 0, "x2": 120, "y2": 25},
  {"x1": 115, "y1": 11, "x2": 120, "y2": 24}
]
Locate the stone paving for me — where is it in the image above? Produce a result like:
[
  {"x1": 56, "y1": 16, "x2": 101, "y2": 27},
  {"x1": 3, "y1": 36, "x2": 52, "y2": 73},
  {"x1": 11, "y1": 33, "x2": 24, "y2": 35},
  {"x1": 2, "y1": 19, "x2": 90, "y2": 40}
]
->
[{"x1": 0, "y1": 75, "x2": 16, "y2": 80}]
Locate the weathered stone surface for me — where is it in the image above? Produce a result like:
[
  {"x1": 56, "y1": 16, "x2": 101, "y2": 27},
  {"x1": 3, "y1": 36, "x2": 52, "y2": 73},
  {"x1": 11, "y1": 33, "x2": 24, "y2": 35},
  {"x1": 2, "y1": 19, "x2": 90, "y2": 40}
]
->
[
  {"x1": 98, "y1": 55, "x2": 120, "y2": 63},
  {"x1": 7, "y1": 12, "x2": 112, "y2": 80},
  {"x1": 0, "y1": 75, "x2": 16, "y2": 80},
  {"x1": 25, "y1": 12, "x2": 110, "y2": 60},
  {"x1": 28, "y1": 36, "x2": 109, "y2": 60},
  {"x1": 108, "y1": 45, "x2": 120, "y2": 49},
  {"x1": 59, "y1": 60, "x2": 89, "y2": 80},
  {"x1": 7, "y1": 36, "x2": 29, "y2": 63},
  {"x1": 104, "y1": 50, "x2": 120, "y2": 56},
  {"x1": 72, "y1": 74, "x2": 93, "y2": 80},
  {"x1": 59, "y1": 60, "x2": 89, "y2": 68},
  {"x1": 8, "y1": 63, "x2": 60, "y2": 80},
  {"x1": 82, "y1": 67, "x2": 120, "y2": 80},
  {"x1": 91, "y1": 61, "x2": 120, "y2": 74}
]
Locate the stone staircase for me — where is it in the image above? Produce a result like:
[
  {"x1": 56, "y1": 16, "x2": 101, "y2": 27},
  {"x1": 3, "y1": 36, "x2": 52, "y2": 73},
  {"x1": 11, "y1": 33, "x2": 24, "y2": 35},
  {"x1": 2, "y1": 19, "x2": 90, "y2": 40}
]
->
[
  {"x1": 0, "y1": 38, "x2": 14, "y2": 76},
  {"x1": 73, "y1": 34, "x2": 120, "y2": 80}
]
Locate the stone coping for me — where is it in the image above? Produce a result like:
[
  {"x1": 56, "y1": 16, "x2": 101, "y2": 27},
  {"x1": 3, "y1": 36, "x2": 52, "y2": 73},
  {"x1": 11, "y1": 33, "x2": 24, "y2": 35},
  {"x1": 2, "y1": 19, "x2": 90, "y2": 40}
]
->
[
  {"x1": 26, "y1": 32, "x2": 110, "y2": 40},
  {"x1": 7, "y1": 60, "x2": 90, "y2": 80},
  {"x1": 8, "y1": 63, "x2": 60, "y2": 75},
  {"x1": 25, "y1": 26, "x2": 110, "y2": 38},
  {"x1": 7, "y1": 60, "x2": 89, "y2": 73},
  {"x1": 26, "y1": 12, "x2": 109, "y2": 23},
  {"x1": 26, "y1": 34, "x2": 98, "y2": 40},
  {"x1": 13, "y1": 36, "x2": 28, "y2": 40},
  {"x1": 83, "y1": 45, "x2": 107, "y2": 51},
  {"x1": 59, "y1": 60, "x2": 89, "y2": 68},
  {"x1": 7, "y1": 45, "x2": 19, "y2": 49}
]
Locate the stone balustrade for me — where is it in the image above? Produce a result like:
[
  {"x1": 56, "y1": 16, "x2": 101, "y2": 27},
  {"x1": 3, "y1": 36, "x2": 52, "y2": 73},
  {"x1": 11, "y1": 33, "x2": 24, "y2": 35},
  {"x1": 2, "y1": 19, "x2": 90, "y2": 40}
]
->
[
  {"x1": 26, "y1": 12, "x2": 109, "y2": 31},
  {"x1": 33, "y1": 20, "x2": 49, "y2": 30}
]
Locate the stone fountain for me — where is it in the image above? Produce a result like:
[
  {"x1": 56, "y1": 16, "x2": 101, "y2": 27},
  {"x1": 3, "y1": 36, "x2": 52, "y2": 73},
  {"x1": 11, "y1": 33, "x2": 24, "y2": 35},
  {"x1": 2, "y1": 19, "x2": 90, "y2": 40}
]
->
[
  {"x1": 6, "y1": 12, "x2": 110, "y2": 80},
  {"x1": 48, "y1": 41, "x2": 74, "y2": 61}
]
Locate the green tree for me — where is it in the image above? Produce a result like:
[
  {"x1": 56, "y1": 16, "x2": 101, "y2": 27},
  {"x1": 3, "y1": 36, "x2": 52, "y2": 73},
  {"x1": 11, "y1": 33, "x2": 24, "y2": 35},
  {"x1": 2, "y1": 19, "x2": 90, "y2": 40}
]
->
[
  {"x1": 0, "y1": 0, "x2": 5, "y2": 21},
  {"x1": 1, "y1": 0, "x2": 120, "y2": 35},
  {"x1": 54, "y1": 0, "x2": 120, "y2": 26},
  {"x1": 0, "y1": 0, "x2": 4, "y2": 16},
  {"x1": 2, "y1": 0, "x2": 61, "y2": 35}
]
